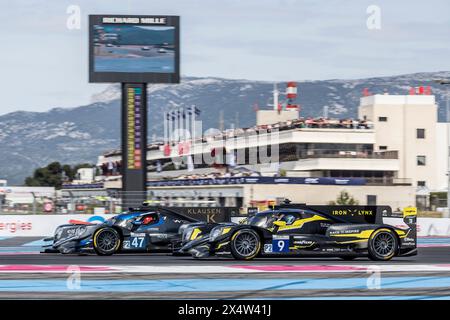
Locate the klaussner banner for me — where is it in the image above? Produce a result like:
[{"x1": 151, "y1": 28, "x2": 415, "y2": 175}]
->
[
  {"x1": 147, "y1": 177, "x2": 367, "y2": 187},
  {"x1": 159, "y1": 207, "x2": 239, "y2": 223}
]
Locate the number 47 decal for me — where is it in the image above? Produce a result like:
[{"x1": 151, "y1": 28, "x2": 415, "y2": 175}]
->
[
  {"x1": 123, "y1": 236, "x2": 147, "y2": 249},
  {"x1": 131, "y1": 237, "x2": 145, "y2": 248}
]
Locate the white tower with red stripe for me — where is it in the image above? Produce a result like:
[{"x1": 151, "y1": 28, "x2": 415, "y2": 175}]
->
[
  {"x1": 256, "y1": 82, "x2": 300, "y2": 126},
  {"x1": 286, "y1": 82, "x2": 299, "y2": 110}
]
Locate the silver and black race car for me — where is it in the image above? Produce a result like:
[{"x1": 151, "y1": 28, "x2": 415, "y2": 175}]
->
[
  {"x1": 180, "y1": 202, "x2": 417, "y2": 261},
  {"x1": 42, "y1": 205, "x2": 202, "y2": 255}
]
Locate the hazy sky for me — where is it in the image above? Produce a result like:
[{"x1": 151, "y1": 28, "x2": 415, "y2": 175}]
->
[{"x1": 0, "y1": 0, "x2": 449, "y2": 115}]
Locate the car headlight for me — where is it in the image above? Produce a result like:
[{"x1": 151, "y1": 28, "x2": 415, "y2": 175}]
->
[
  {"x1": 55, "y1": 227, "x2": 63, "y2": 240},
  {"x1": 184, "y1": 228, "x2": 194, "y2": 242},
  {"x1": 75, "y1": 226, "x2": 87, "y2": 237},
  {"x1": 210, "y1": 227, "x2": 222, "y2": 241},
  {"x1": 107, "y1": 217, "x2": 117, "y2": 225},
  {"x1": 210, "y1": 226, "x2": 232, "y2": 241},
  {"x1": 178, "y1": 224, "x2": 189, "y2": 235}
]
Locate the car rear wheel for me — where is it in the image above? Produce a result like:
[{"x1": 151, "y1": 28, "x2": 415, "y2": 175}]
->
[
  {"x1": 230, "y1": 229, "x2": 261, "y2": 260},
  {"x1": 93, "y1": 227, "x2": 121, "y2": 256},
  {"x1": 368, "y1": 229, "x2": 398, "y2": 261}
]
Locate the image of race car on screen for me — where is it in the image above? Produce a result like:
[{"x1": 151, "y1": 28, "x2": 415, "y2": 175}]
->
[
  {"x1": 93, "y1": 24, "x2": 175, "y2": 73},
  {"x1": 180, "y1": 200, "x2": 417, "y2": 261},
  {"x1": 41, "y1": 204, "x2": 214, "y2": 255}
]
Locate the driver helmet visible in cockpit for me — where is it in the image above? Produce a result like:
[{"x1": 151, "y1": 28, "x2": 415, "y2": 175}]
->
[{"x1": 281, "y1": 214, "x2": 296, "y2": 225}]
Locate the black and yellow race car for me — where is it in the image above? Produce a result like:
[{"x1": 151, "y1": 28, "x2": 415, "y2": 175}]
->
[{"x1": 180, "y1": 202, "x2": 417, "y2": 261}]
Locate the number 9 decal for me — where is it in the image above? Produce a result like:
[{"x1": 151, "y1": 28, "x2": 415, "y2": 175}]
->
[
  {"x1": 277, "y1": 240, "x2": 285, "y2": 252},
  {"x1": 272, "y1": 237, "x2": 289, "y2": 253}
]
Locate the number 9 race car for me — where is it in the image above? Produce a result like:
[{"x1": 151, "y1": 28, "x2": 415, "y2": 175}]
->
[
  {"x1": 180, "y1": 201, "x2": 417, "y2": 261},
  {"x1": 41, "y1": 205, "x2": 206, "y2": 255}
]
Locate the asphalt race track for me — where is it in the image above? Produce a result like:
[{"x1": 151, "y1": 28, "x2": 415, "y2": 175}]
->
[
  {"x1": 1, "y1": 237, "x2": 450, "y2": 299},
  {"x1": 1, "y1": 247, "x2": 450, "y2": 265}
]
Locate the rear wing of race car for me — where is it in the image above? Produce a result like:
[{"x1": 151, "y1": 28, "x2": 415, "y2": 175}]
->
[{"x1": 401, "y1": 206, "x2": 417, "y2": 242}]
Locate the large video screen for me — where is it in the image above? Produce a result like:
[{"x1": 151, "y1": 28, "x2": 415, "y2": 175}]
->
[{"x1": 89, "y1": 15, "x2": 179, "y2": 83}]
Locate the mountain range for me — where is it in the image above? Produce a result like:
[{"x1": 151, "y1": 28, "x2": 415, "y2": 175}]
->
[{"x1": 1, "y1": 71, "x2": 450, "y2": 185}]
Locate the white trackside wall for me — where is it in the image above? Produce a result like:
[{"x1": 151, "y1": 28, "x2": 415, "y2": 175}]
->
[
  {"x1": 0, "y1": 214, "x2": 111, "y2": 237},
  {"x1": 0, "y1": 214, "x2": 449, "y2": 237}
]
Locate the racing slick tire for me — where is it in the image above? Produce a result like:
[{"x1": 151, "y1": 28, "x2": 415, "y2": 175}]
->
[
  {"x1": 93, "y1": 227, "x2": 121, "y2": 256},
  {"x1": 368, "y1": 228, "x2": 398, "y2": 261},
  {"x1": 230, "y1": 229, "x2": 261, "y2": 260}
]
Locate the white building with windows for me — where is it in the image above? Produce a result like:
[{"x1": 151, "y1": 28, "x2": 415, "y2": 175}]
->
[{"x1": 358, "y1": 94, "x2": 439, "y2": 191}]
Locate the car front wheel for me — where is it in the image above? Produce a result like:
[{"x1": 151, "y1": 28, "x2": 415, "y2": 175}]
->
[
  {"x1": 230, "y1": 229, "x2": 261, "y2": 260},
  {"x1": 93, "y1": 227, "x2": 121, "y2": 256}
]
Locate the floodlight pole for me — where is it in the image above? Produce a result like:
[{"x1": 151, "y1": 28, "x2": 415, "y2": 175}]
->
[{"x1": 121, "y1": 83, "x2": 148, "y2": 208}]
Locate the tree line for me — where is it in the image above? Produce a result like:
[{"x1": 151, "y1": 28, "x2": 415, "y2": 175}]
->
[{"x1": 24, "y1": 161, "x2": 94, "y2": 189}]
